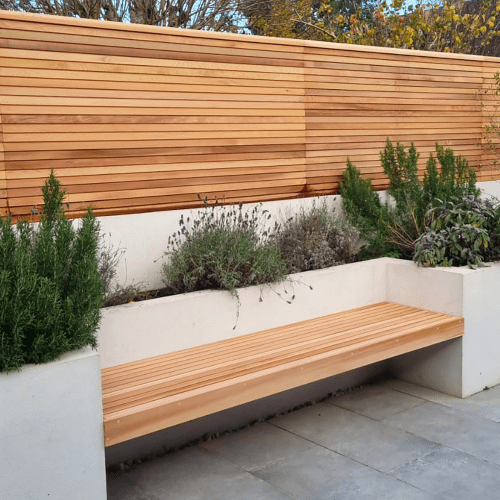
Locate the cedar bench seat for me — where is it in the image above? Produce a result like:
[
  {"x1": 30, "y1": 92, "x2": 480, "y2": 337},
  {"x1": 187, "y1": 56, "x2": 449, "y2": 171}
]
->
[{"x1": 101, "y1": 301, "x2": 464, "y2": 447}]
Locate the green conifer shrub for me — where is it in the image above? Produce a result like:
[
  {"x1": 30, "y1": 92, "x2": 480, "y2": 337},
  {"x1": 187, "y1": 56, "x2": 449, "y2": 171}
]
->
[
  {"x1": 340, "y1": 139, "x2": 480, "y2": 260},
  {"x1": 0, "y1": 171, "x2": 102, "y2": 372}
]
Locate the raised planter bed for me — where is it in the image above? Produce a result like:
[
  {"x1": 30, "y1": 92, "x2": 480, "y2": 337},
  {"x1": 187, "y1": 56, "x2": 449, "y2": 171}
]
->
[{"x1": 0, "y1": 347, "x2": 107, "y2": 500}]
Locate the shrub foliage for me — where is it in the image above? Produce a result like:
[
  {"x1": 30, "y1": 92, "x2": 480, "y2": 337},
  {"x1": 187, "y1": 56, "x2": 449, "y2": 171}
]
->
[
  {"x1": 98, "y1": 238, "x2": 143, "y2": 307},
  {"x1": 414, "y1": 197, "x2": 500, "y2": 267},
  {"x1": 340, "y1": 139, "x2": 480, "y2": 260},
  {"x1": 274, "y1": 201, "x2": 359, "y2": 274},
  {"x1": 162, "y1": 199, "x2": 288, "y2": 295},
  {"x1": 0, "y1": 171, "x2": 102, "y2": 372}
]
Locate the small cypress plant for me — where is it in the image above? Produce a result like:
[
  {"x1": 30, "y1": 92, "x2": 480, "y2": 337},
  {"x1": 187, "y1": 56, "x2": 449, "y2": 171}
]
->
[
  {"x1": 423, "y1": 144, "x2": 479, "y2": 205},
  {"x1": 339, "y1": 158, "x2": 398, "y2": 259},
  {"x1": 340, "y1": 159, "x2": 384, "y2": 234},
  {"x1": 0, "y1": 171, "x2": 102, "y2": 372}
]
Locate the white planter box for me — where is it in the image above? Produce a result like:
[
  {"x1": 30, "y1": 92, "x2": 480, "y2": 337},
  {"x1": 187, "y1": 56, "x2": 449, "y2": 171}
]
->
[
  {"x1": 386, "y1": 259, "x2": 500, "y2": 397},
  {"x1": 0, "y1": 348, "x2": 107, "y2": 500},
  {"x1": 98, "y1": 258, "x2": 500, "y2": 399}
]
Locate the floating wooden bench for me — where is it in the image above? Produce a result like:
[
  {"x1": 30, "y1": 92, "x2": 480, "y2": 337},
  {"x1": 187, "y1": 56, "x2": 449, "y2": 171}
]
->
[{"x1": 101, "y1": 302, "x2": 464, "y2": 447}]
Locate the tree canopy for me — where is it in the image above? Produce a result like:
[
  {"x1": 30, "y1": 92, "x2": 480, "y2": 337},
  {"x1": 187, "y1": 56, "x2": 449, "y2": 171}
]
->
[
  {"x1": 0, "y1": 0, "x2": 246, "y2": 30},
  {"x1": 244, "y1": 0, "x2": 500, "y2": 56}
]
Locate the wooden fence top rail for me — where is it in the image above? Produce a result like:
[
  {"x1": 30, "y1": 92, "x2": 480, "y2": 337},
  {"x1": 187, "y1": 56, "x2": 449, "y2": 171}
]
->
[{"x1": 1, "y1": 10, "x2": 500, "y2": 63}]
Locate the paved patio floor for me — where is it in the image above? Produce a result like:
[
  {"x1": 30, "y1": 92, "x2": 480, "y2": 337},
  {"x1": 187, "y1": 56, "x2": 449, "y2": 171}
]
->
[{"x1": 106, "y1": 379, "x2": 500, "y2": 500}]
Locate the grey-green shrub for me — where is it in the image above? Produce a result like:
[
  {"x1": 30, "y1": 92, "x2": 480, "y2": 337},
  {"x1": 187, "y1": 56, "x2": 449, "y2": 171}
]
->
[
  {"x1": 414, "y1": 197, "x2": 500, "y2": 267},
  {"x1": 274, "y1": 202, "x2": 359, "y2": 274},
  {"x1": 98, "y1": 238, "x2": 142, "y2": 307},
  {"x1": 162, "y1": 200, "x2": 288, "y2": 296},
  {"x1": 0, "y1": 171, "x2": 102, "y2": 372}
]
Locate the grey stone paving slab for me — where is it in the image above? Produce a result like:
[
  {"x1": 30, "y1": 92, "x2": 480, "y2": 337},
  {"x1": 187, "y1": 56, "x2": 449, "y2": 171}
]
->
[
  {"x1": 202, "y1": 420, "x2": 435, "y2": 500},
  {"x1": 390, "y1": 446, "x2": 500, "y2": 500},
  {"x1": 379, "y1": 380, "x2": 500, "y2": 422},
  {"x1": 202, "y1": 421, "x2": 319, "y2": 472},
  {"x1": 109, "y1": 446, "x2": 297, "y2": 500},
  {"x1": 269, "y1": 402, "x2": 441, "y2": 473},
  {"x1": 106, "y1": 380, "x2": 500, "y2": 500},
  {"x1": 328, "y1": 385, "x2": 425, "y2": 420},
  {"x1": 382, "y1": 401, "x2": 500, "y2": 465},
  {"x1": 107, "y1": 472, "x2": 159, "y2": 500},
  {"x1": 252, "y1": 443, "x2": 438, "y2": 500}
]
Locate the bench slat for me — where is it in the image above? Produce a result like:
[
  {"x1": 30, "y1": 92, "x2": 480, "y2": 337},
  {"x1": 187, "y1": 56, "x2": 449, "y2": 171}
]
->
[
  {"x1": 102, "y1": 315, "x2": 459, "y2": 413},
  {"x1": 102, "y1": 302, "x2": 464, "y2": 446},
  {"x1": 101, "y1": 306, "x2": 414, "y2": 392},
  {"x1": 101, "y1": 303, "x2": 431, "y2": 387},
  {"x1": 101, "y1": 302, "x2": 400, "y2": 383},
  {"x1": 101, "y1": 305, "x2": 425, "y2": 398},
  {"x1": 103, "y1": 312, "x2": 448, "y2": 399},
  {"x1": 102, "y1": 309, "x2": 455, "y2": 395}
]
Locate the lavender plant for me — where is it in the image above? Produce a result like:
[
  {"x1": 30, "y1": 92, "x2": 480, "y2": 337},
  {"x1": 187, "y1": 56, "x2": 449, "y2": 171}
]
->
[
  {"x1": 273, "y1": 201, "x2": 359, "y2": 274},
  {"x1": 162, "y1": 198, "x2": 288, "y2": 296}
]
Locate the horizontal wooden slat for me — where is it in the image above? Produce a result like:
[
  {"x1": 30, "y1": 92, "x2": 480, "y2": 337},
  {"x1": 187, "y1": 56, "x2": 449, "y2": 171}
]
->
[
  {"x1": 102, "y1": 303, "x2": 400, "y2": 386},
  {"x1": 101, "y1": 308, "x2": 438, "y2": 410},
  {"x1": 102, "y1": 302, "x2": 464, "y2": 446}
]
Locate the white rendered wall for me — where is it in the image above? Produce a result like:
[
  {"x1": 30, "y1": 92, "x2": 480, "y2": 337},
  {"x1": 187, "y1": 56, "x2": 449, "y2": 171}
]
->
[
  {"x1": 385, "y1": 258, "x2": 464, "y2": 316},
  {"x1": 97, "y1": 258, "x2": 386, "y2": 369},
  {"x1": 0, "y1": 348, "x2": 106, "y2": 500},
  {"x1": 478, "y1": 180, "x2": 500, "y2": 200},
  {"x1": 461, "y1": 264, "x2": 500, "y2": 395},
  {"x1": 385, "y1": 259, "x2": 465, "y2": 397},
  {"x1": 386, "y1": 259, "x2": 500, "y2": 398}
]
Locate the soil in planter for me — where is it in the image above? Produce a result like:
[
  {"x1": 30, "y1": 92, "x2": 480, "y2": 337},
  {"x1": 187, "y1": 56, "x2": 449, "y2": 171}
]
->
[{"x1": 103, "y1": 286, "x2": 177, "y2": 307}]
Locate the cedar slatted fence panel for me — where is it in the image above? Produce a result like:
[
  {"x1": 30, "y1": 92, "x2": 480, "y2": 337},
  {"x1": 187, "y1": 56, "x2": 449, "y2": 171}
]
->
[
  {"x1": 0, "y1": 10, "x2": 499, "y2": 219},
  {"x1": 304, "y1": 43, "x2": 490, "y2": 193}
]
